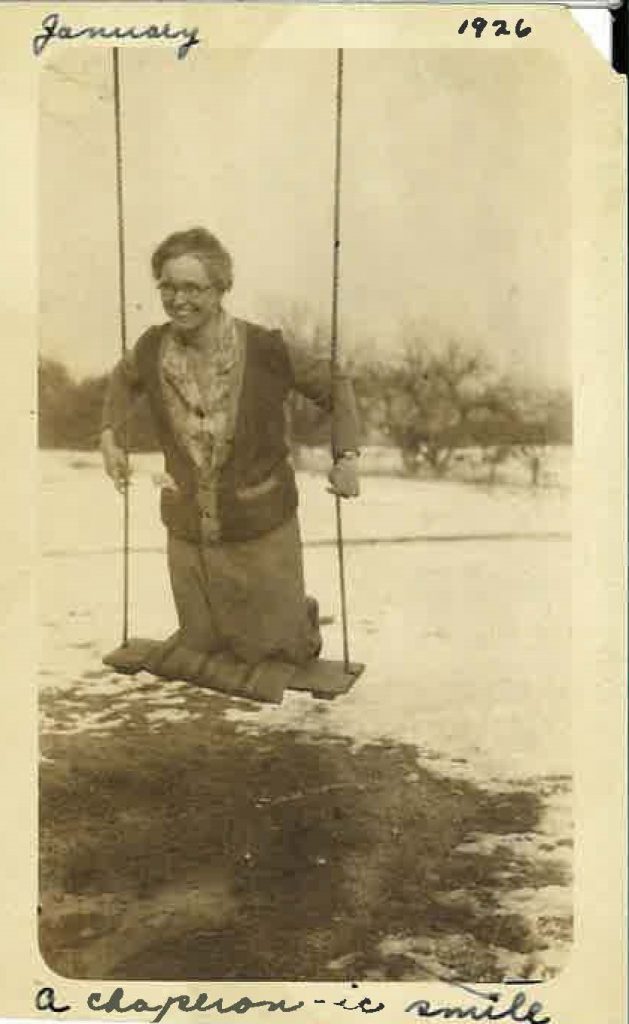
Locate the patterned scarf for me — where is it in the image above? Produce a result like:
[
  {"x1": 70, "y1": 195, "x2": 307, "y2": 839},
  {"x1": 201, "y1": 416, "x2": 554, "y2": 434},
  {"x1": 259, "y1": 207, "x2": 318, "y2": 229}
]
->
[{"x1": 160, "y1": 312, "x2": 244, "y2": 474}]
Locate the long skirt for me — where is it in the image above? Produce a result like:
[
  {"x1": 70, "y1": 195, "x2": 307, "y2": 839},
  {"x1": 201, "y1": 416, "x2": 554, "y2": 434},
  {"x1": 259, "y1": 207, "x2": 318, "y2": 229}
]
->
[{"x1": 167, "y1": 513, "x2": 321, "y2": 666}]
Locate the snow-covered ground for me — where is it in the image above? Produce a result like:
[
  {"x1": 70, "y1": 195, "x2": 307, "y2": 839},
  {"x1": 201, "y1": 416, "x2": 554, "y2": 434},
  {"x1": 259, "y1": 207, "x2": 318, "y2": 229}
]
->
[
  {"x1": 39, "y1": 449, "x2": 573, "y2": 979},
  {"x1": 40, "y1": 449, "x2": 571, "y2": 785}
]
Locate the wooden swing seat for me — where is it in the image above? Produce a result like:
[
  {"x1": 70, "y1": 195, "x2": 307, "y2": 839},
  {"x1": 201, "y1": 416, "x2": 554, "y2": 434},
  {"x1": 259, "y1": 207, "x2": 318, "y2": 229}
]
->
[{"x1": 103, "y1": 637, "x2": 364, "y2": 705}]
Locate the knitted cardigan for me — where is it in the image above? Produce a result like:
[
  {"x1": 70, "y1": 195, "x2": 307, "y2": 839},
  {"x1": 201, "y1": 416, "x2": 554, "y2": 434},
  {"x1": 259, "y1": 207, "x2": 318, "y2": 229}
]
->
[{"x1": 104, "y1": 319, "x2": 360, "y2": 543}]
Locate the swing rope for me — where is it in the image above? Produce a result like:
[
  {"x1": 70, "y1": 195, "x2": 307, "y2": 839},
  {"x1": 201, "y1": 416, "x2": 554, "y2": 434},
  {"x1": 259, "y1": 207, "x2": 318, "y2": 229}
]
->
[
  {"x1": 331, "y1": 49, "x2": 352, "y2": 672},
  {"x1": 112, "y1": 48, "x2": 130, "y2": 647}
]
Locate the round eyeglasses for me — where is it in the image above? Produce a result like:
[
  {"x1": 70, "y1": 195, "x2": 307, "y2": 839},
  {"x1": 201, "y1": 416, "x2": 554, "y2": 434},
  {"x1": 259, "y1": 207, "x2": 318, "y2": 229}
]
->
[{"x1": 157, "y1": 282, "x2": 214, "y2": 302}]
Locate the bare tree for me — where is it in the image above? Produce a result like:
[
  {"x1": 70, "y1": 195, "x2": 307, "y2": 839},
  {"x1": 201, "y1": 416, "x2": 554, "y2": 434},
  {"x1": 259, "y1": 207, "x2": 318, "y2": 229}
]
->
[
  {"x1": 504, "y1": 385, "x2": 569, "y2": 487},
  {"x1": 365, "y1": 334, "x2": 496, "y2": 478},
  {"x1": 474, "y1": 380, "x2": 571, "y2": 488}
]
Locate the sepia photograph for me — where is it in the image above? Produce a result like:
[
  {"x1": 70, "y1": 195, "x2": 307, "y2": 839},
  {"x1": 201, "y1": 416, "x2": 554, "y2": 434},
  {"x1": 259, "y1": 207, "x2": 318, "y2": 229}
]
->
[{"x1": 37, "y1": 43, "x2": 574, "y2": 983}]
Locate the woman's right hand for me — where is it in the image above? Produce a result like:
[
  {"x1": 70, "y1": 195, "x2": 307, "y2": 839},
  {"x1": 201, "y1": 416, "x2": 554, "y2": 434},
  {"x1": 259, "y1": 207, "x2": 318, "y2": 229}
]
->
[{"x1": 101, "y1": 431, "x2": 130, "y2": 493}]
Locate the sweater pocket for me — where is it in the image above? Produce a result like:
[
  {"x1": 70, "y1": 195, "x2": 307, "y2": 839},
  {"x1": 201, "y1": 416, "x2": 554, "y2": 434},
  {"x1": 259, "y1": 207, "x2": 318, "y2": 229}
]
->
[
  {"x1": 236, "y1": 472, "x2": 280, "y2": 501},
  {"x1": 220, "y1": 461, "x2": 298, "y2": 540}
]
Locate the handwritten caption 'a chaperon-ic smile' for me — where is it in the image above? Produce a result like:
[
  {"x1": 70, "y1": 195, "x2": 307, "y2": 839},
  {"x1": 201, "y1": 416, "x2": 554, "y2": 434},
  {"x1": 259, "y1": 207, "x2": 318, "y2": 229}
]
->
[
  {"x1": 32, "y1": 13, "x2": 200, "y2": 60},
  {"x1": 36, "y1": 980, "x2": 553, "y2": 1023}
]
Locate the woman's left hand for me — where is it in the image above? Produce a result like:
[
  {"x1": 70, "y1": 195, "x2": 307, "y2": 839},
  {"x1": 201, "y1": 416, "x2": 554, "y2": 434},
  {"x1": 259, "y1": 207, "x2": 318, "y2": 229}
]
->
[
  {"x1": 327, "y1": 454, "x2": 360, "y2": 499},
  {"x1": 152, "y1": 472, "x2": 180, "y2": 493}
]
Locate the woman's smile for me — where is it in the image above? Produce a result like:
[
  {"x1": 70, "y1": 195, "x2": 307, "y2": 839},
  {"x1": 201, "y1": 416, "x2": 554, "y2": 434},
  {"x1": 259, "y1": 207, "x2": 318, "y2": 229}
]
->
[{"x1": 172, "y1": 306, "x2": 199, "y2": 324}]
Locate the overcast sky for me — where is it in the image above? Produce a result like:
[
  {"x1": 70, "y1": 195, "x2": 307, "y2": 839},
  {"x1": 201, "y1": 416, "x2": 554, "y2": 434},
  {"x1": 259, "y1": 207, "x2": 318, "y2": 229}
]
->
[{"x1": 40, "y1": 47, "x2": 570, "y2": 386}]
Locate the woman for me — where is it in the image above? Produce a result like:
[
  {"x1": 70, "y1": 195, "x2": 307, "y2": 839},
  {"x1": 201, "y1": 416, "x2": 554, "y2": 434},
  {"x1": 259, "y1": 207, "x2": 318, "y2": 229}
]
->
[{"x1": 101, "y1": 228, "x2": 360, "y2": 700}]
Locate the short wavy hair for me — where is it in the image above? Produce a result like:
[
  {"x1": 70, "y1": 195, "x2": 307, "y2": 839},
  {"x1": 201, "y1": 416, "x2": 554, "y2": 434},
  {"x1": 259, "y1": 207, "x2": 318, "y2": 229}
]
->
[{"x1": 151, "y1": 228, "x2": 233, "y2": 294}]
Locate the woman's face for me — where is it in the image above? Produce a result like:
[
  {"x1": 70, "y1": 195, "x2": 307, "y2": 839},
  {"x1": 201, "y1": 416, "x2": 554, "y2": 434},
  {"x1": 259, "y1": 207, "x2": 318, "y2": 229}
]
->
[{"x1": 157, "y1": 254, "x2": 222, "y2": 334}]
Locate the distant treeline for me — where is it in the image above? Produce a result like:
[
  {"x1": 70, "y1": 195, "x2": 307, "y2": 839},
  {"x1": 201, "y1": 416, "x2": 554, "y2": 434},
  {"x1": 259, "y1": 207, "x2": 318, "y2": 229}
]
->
[
  {"x1": 38, "y1": 357, "x2": 159, "y2": 452},
  {"x1": 39, "y1": 336, "x2": 571, "y2": 485},
  {"x1": 348, "y1": 340, "x2": 572, "y2": 481}
]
